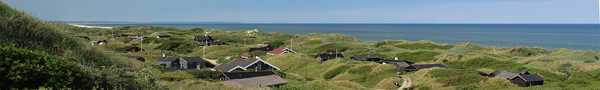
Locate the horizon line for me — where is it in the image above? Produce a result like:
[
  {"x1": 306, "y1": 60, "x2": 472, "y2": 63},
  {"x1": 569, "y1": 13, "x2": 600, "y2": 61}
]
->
[{"x1": 52, "y1": 21, "x2": 600, "y2": 25}]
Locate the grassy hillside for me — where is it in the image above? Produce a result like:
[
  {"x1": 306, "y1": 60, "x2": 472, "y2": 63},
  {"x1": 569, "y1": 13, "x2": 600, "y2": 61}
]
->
[
  {"x1": 0, "y1": 2, "x2": 159, "y2": 89},
  {"x1": 3, "y1": 1, "x2": 600, "y2": 90},
  {"x1": 56, "y1": 25, "x2": 600, "y2": 90}
]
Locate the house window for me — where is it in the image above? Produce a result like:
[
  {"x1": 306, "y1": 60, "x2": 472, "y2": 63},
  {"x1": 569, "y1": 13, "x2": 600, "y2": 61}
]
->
[
  {"x1": 189, "y1": 62, "x2": 200, "y2": 69},
  {"x1": 159, "y1": 64, "x2": 167, "y2": 69}
]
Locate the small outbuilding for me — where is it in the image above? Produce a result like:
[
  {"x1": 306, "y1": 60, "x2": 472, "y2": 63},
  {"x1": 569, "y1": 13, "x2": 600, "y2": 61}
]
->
[
  {"x1": 249, "y1": 44, "x2": 274, "y2": 52},
  {"x1": 315, "y1": 51, "x2": 344, "y2": 62},
  {"x1": 491, "y1": 70, "x2": 544, "y2": 87},
  {"x1": 510, "y1": 71, "x2": 544, "y2": 87},
  {"x1": 195, "y1": 35, "x2": 225, "y2": 46}
]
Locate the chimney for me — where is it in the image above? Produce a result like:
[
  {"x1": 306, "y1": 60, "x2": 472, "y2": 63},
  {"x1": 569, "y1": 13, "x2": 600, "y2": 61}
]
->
[{"x1": 255, "y1": 56, "x2": 261, "y2": 60}]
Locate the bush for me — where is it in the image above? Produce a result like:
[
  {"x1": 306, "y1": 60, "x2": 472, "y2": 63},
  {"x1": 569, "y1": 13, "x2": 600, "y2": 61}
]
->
[
  {"x1": 249, "y1": 50, "x2": 267, "y2": 56},
  {"x1": 267, "y1": 40, "x2": 286, "y2": 48},
  {"x1": 189, "y1": 28, "x2": 205, "y2": 33},
  {"x1": 156, "y1": 39, "x2": 197, "y2": 53},
  {"x1": 0, "y1": 45, "x2": 91, "y2": 89},
  {"x1": 160, "y1": 71, "x2": 195, "y2": 81},
  {"x1": 0, "y1": 2, "x2": 159, "y2": 89},
  {"x1": 187, "y1": 70, "x2": 222, "y2": 80}
]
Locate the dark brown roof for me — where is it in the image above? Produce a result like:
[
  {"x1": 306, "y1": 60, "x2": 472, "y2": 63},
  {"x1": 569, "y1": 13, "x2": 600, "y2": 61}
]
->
[
  {"x1": 249, "y1": 44, "x2": 274, "y2": 52},
  {"x1": 222, "y1": 75, "x2": 287, "y2": 88},
  {"x1": 512, "y1": 70, "x2": 543, "y2": 82},
  {"x1": 181, "y1": 57, "x2": 206, "y2": 62},
  {"x1": 517, "y1": 74, "x2": 544, "y2": 82},
  {"x1": 214, "y1": 57, "x2": 280, "y2": 72},
  {"x1": 215, "y1": 58, "x2": 258, "y2": 72},
  {"x1": 315, "y1": 52, "x2": 344, "y2": 61}
]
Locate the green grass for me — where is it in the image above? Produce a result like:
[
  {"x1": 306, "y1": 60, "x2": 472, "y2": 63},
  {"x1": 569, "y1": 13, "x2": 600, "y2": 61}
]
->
[
  {"x1": 0, "y1": 2, "x2": 159, "y2": 89},
  {"x1": 396, "y1": 51, "x2": 441, "y2": 62},
  {"x1": 4, "y1": 1, "x2": 600, "y2": 89},
  {"x1": 506, "y1": 47, "x2": 549, "y2": 57},
  {"x1": 394, "y1": 42, "x2": 453, "y2": 50},
  {"x1": 323, "y1": 65, "x2": 352, "y2": 80},
  {"x1": 429, "y1": 69, "x2": 486, "y2": 86},
  {"x1": 448, "y1": 56, "x2": 523, "y2": 70}
]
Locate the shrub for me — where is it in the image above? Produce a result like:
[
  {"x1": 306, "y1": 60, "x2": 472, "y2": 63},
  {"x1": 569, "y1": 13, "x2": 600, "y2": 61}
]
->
[
  {"x1": 267, "y1": 40, "x2": 286, "y2": 48},
  {"x1": 160, "y1": 71, "x2": 195, "y2": 81},
  {"x1": 187, "y1": 70, "x2": 222, "y2": 80},
  {"x1": 249, "y1": 50, "x2": 267, "y2": 56},
  {"x1": 156, "y1": 40, "x2": 197, "y2": 53},
  {"x1": 189, "y1": 28, "x2": 205, "y2": 33},
  {"x1": 0, "y1": 45, "x2": 91, "y2": 89},
  {"x1": 1, "y1": 2, "x2": 159, "y2": 89}
]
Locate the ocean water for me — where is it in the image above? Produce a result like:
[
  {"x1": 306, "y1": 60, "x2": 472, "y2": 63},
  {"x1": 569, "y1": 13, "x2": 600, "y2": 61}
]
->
[{"x1": 87, "y1": 24, "x2": 600, "y2": 50}]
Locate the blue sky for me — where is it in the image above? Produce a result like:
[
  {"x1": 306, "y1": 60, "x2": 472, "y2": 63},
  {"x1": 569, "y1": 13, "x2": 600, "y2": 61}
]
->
[{"x1": 4, "y1": 0, "x2": 600, "y2": 24}]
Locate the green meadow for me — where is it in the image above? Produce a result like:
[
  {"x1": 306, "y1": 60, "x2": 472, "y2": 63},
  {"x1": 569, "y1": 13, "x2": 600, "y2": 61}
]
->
[{"x1": 2, "y1": 2, "x2": 600, "y2": 90}]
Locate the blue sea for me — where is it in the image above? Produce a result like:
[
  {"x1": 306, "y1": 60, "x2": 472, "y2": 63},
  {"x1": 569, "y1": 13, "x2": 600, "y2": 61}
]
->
[{"x1": 86, "y1": 23, "x2": 600, "y2": 50}]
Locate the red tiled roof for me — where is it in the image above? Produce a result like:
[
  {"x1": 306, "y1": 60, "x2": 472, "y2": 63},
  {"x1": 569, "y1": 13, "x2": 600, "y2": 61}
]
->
[{"x1": 268, "y1": 48, "x2": 286, "y2": 55}]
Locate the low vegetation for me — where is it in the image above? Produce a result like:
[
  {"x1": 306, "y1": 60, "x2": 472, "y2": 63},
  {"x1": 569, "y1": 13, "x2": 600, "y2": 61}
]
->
[{"x1": 2, "y1": 1, "x2": 600, "y2": 89}]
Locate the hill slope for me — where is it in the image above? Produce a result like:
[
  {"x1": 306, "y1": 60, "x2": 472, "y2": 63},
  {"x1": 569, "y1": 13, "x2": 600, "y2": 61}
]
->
[{"x1": 0, "y1": 2, "x2": 159, "y2": 89}]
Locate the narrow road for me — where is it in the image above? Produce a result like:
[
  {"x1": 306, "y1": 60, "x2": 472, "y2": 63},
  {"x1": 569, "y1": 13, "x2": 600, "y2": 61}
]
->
[{"x1": 398, "y1": 76, "x2": 412, "y2": 90}]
